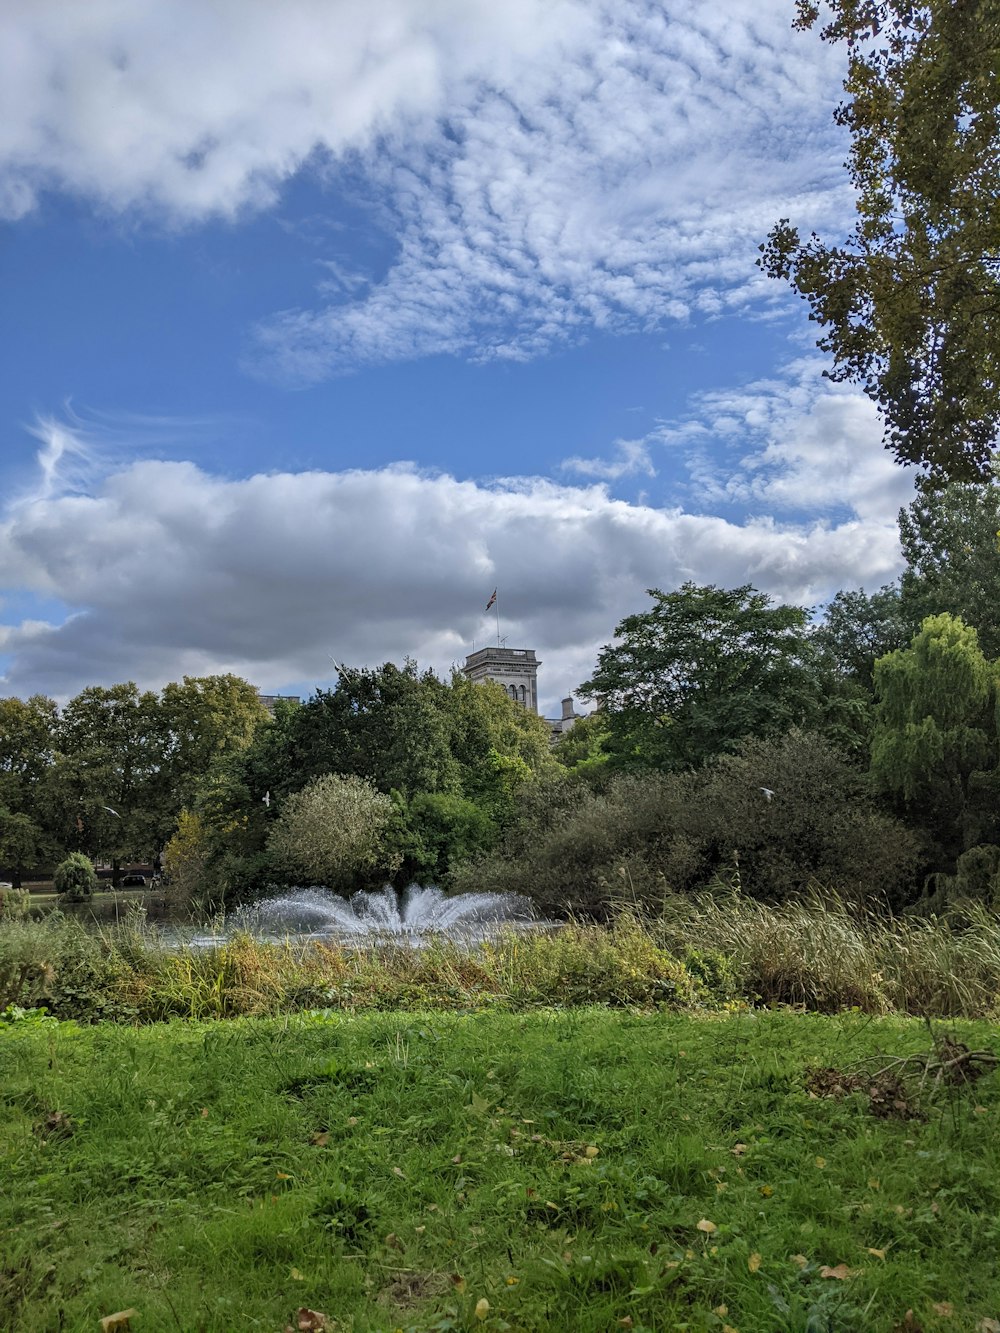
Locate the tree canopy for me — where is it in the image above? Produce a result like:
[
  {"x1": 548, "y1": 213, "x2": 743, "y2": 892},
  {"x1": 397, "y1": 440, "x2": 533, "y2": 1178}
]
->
[
  {"x1": 579, "y1": 583, "x2": 823, "y2": 770},
  {"x1": 760, "y1": 0, "x2": 1000, "y2": 481}
]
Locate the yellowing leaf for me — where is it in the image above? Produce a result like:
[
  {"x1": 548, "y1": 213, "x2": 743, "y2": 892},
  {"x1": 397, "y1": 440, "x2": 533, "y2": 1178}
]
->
[
  {"x1": 791, "y1": 1254, "x2": 809, "y2": 1268},
  {"x1": 290, "y1": 1267, "x2": 306, "y2": 1281},
  {"x1": 714, "y1": 1304, "x2": 728, "y2": 1316},
  {"x1": 276, "y1": 1171, "x2": 292, "y2": 1180},
  {"x1": 310, "y1": 1131, "x2": 329, "y2": 1147},
  {"x1": 449, "y1": 1274, "x2": 466, "y2": 1293},
  {"x1": 385, "y1": 1233, "x2": 404, "y2": 1252},
  {"x1": 100, "y1": 1312, "x2": 138, "y2": 1332},
  {"x1": 815, "y1": 1156, "x2": 826, "y2": 1169},
  {"x1": 819, "y1": 1263, "x2": 855, "y2": 1280},
  {"x1": 977, "y1": 1320, "x2": 1000, "y2": 1332},
  {"x1": 294, "y1": 1310, "x2": 333, "y2": 1332},
  {"x1": 933, "y1": 1303, "x2": 954, "y2": 1318},
  {"x1": 584, "y1": 1145, "x2": 600, "y2": 1158},
  {"x1": 696, "y1": 1218, "x2": 717, "y2": 1234},
  {"x1": 759, "y1": 1185, "x2": 774, "y2": 1198},
  {"x1": 731, "y1": 1143, "x2": 747, "y2": 1156},
  {"x1": 867, "y1": 1247, "x2": 887, "y2": 1260},
  {"x1": 748, "y1": 1252, "x2": 762, "y2": 1272},
  {"x1": 392, "y1": 1166, "x2": 406, "y2": 1179},
  {"x1": 474, "y1": 1298, "x2": 490, "y2": 1320}
]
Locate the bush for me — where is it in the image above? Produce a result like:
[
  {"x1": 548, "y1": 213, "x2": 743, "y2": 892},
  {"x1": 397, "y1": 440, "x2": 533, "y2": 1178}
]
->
[
  {"x1": 267, "y1": 773, "x2": 402, "y2": 890},
  {"x1": 452, "y1": 732, "x2": 921, "y2": 917},
  {"x1": 54, "y1": 853, "x2": 98, "y2": 902},
  {"x1": 0, "y1": 886, "x2": 30, "y2": 920}
]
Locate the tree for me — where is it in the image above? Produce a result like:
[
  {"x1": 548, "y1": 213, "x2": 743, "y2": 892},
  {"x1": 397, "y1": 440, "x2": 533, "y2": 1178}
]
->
[
  {"x1": 760, "y1": 0, "x2": 1000, "y2": 481},
  {"x1": 160, "y1": 674, "x2": 269, "y2": 808},
  {"x1": 871, "y1": 613, "x2": 999, "y2": 859},
  {"x1": 55, "y1": 683, "x2": 168, "y2": 881},
  {"x1": 54, "y1": 852, "x2": 98, "y2": 901},
  {"x1": 0, "y1": 809, "x2": 48, "y2": 889},
  {"x1": 578, "y1": 584, "x2": 824, "y2": 770},
  {"x1": 898, "y1": 479, "x2": 1000, "y2": 657},
  {"x1": 266, "y1": 773, "x2": 402, "y2": 890},
  {"x1": 0, "y1": 695, "x2": 59, "y2": 860},
  {"x1": 812, "y1": 584, "x2": 914, "y2": 688}
]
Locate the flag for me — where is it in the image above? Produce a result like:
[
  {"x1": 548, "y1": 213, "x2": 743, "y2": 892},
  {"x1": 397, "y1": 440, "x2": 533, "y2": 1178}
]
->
[{"x1": 485, "y1": 589, "x2": 497, "y2": 611}]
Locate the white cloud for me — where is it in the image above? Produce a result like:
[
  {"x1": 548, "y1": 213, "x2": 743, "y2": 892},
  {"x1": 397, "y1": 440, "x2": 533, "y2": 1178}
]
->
[
  {"x1": 0, "y1": 446, "x2": 904, "y2": 709},
  {"x1": 2, "y1": 0, "x2": 851, "y2": 371},
  {"x1": 561, "y1": 437, "x2": 656, "y2": 481}
]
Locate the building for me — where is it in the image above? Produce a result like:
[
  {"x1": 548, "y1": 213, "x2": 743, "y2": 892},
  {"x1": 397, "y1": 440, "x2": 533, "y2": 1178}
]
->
[
  {"x1": 462, "y1": 646, "x2": 540, "y2": 713},
  {"x1": 255, "y1": 692, "x2": 301, "y2": 716},
  {"x1": 461, "y1": 645, "x2": 584, "y2": 743}
]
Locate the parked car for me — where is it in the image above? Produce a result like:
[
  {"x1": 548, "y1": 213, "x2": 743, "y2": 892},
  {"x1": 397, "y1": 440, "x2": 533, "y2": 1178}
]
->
[{"x1": 121, "y1": 873, "x2": 146, "y2": 887}]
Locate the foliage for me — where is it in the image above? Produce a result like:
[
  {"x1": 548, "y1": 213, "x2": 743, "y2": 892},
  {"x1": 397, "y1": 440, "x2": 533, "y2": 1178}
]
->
[
  {"x1": 397, "y1": 791, "x2": 498, "y2": 880},
  {"x1": 160, "y1": 673, "x2": 270, "y2": 807},
  {"x1": 0, "y1": 808, "x2": 48, "y2": 889},
  {"x1": 551, "y1": 711, "x2": 612, "y2": 773},
  {"x1": 760, "y1": 0, "x2": 1000, "y2": 481},
  {"x1": 3, "y1": 1009, "x2": 1000, "y2": 1330},
  {"x1": 457, "y1": 732, "x2": 919, "y2": 916},
  {"x1": 871, "y1": 613, "x2": 999, "y2": 859},
  {"x1": 53, "y1": 852, "x2": 98, "y2": 901},
  {"x1": 898, "y1": 478, "x2": 1000, "y2": 657},
  {"x1": 266, "y1": 773, "x2": 402, "y2": 890},
  {"x1": 162, "y1": 809, "x2": 214, "y2": 913},
  {"x1": 579, "y1": 583, "x2": 824, "y2": 770},
  {"x1": 0, "y1": 885, "x2": 30, "y2": 920},
  {"x1": 812, "y1": 583, "x2": 914, "y2": 689}
]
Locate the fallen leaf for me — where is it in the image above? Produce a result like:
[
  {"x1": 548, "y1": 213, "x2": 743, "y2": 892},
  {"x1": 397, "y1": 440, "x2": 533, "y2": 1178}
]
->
[
  {"x1": 820, "y1": 1263, "x2": 855, "y2": 1280},
  {"x1": 815, "y1": 1156, "x2": 826, "y2": 1169},
  {"x1": 893, "y1": 1312, "x2": 924, "y2": 1333},
  {"x1": 276, "y1": 1172, "x2": 292, "y2": 1180},
  {"x1": 385, "y1": 1233, "x2": 404, "y2": 1252},
  {"x1": 618, "y1": 1319, "x2": 633, "y2": 1329},
  {"x1": 474, "y1": 1298, "x2": 490, "y2": 1319},
  {"x1": 748, "y1": 1252, "x2": 761, "y2": 1272},
  {"x1": 759, "y1": 1185, "x2": 774, "y2": 1198},
  {"x1": 791, "y1": 1254, "x2": 809, "y2": 1268},
  {"x1": 414, "y1": 1225, "x2": 426, "y2": 1235},
  {"x1": 974, "y1": 1105, "x2": 988, "y2": 1115},
  {"x1": 99, "y1": 1312, "x2": 138, "y2": 1332},
  {"x1": 584, "y1": 1145, "x2": 600, "y2": 1158},
  {"x1": 295, "y1": 1310, "x2": 333, "y2": 1332},
  {"x1": 290, "y1": 1267, "x2": 305, "y2": 1281},
  {"x1": 977, "y1": 1320, "x2": 1000, "y2": 1333},
  {"x1": 867, "y1": 1247, "x2": 888, "y2": 1260},
  {"x1": 714, "y1": 1304, "x2": 729, "y2": 1316},
  {"x1": 731, "y1": 1143, "x2": 747, "y2": 1156},
  {"x1": 506, "y1": 1275, "x2": 519, "y2": 1286},
  {"x1": 452, "y1": 1154, "x2": 462, "y2": 1164},
  {"x1": 933, "y1": 1304, "x2": 954, "y2": 1318},
  {"x1": 310, "y1": 1132, "x2": 329, "y2": 1147},
  {"x1": 696, "y1": 1218, "x2": 717, "y2": 1234},
  {"x1": 449, "y1": 1274, "x2": 466, "y2": 1293},
  {"x1": 392, "y1": 1166, "x2": 406, "y2": 1179},
  {"x1": 200, "y1": 1108, "x2": 209, "y2": 1118}
]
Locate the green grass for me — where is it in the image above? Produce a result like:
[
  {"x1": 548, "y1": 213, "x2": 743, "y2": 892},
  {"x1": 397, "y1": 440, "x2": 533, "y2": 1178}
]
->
[{"x1": 3, "y1": 1008, "x2": 1000, "y2": 1331}]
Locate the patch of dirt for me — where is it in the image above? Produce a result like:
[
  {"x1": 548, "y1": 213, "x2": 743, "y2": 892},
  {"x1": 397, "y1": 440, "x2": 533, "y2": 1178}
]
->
[{"x1": 378, "y1": 1271, "x2": 450, "y2": 1310}]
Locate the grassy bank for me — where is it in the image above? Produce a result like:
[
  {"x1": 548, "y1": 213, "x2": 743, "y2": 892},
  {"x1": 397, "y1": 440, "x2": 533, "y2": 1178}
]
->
[
  {"x1": 6, "y1": 894, "x2": 1000, "y2": 1023},
  {"x1": 3, "y1": 1008, "x2": 1000, "y2": 1331}
]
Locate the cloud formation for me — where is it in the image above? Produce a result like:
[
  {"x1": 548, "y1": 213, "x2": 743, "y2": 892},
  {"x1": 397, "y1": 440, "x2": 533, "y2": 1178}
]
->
[
  {"x1": 0, "y1": 438, "x2": 904, "y2": 709},
  {"x1": 2, "y1": 1, "x2": 850, "y2": 372}
]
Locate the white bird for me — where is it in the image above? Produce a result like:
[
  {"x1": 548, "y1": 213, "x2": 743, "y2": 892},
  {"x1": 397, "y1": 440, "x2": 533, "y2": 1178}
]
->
[
  {"x1": 759, "y1": 788, "x2": 776, "y2": 802},
  {"x1": 102, "y1": 805, "x2": 121, "y2": 818},
  {"x1": 262, "y1": 791, "x2": 271, "y2": 808}
]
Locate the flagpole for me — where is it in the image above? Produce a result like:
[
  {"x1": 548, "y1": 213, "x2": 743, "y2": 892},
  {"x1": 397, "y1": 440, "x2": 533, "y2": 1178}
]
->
[{"x1": 495, "y1": 591, "x2": 501, "y2": 647}]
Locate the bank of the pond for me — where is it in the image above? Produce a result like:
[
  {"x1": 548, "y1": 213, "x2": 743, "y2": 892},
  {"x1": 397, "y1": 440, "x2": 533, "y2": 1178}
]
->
[
  {"x1": 6, "y1": 895, "x2": 1000, "y2": 1023},
  {"x1": 2, "y1": 1008, "x2": 999, "y2": 1332}
]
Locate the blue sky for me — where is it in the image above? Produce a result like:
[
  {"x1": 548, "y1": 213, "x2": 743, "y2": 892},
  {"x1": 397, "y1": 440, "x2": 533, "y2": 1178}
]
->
[{"x1": 0, "y1": 0, "x2": 913, "y2": 715}]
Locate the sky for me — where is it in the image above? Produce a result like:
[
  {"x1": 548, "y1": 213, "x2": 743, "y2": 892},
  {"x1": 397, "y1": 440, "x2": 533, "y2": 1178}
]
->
[{"x1": 0, "y1": 0, "x2": 915, "y2": 717}]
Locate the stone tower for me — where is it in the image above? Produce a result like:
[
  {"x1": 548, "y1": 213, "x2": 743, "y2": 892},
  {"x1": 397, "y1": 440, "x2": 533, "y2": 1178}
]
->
[{"x1": 462, "y1": 646, "x2": 540, "y2": 714}]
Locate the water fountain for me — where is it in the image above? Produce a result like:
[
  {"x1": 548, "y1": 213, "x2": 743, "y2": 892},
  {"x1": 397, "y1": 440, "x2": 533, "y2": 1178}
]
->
[{"x1": 191, "y1": 884, "x2": 542, "y2": 947}]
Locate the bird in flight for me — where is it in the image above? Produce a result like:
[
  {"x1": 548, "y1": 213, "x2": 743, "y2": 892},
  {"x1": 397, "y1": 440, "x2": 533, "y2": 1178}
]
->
[
  {"x1": 262, "y1": 791, "x2": 271, "y2": 808},
  {"x1": 102, "y1": 805, "x2": 121, "y2": 818},
  {"x1": 759, "y1": 788, "x2": 776, "y2": 802}
]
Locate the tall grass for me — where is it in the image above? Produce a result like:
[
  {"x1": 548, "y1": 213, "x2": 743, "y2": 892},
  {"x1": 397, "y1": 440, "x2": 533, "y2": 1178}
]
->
[{"x1": 4, "y1": 893, "x2": 1000, "y2": 1021}]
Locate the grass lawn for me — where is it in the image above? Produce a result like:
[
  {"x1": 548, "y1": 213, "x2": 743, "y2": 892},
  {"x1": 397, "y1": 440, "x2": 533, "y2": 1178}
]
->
[{"x1": 3, "y1": 1008, "x2": 1000, "y2": 1332}]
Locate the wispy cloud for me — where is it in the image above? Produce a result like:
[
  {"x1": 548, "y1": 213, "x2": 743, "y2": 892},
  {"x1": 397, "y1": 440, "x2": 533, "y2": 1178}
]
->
[
  {"x1": 561, "y1": 437, "x2": 656, "y2": 481},
  {"x1": 1, "y1": 1, "x2": 850, "y2": 373}
]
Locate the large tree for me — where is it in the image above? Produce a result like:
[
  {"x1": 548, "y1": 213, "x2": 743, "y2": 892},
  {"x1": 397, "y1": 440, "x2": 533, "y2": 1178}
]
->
[
  {"x1": 898, "y1": 478, "x2": 1000, "y2": 657},
  {"x1": 578, "y1": 584, "x2": 824, "y2": 770},
  {"x1": 871, "y1": 612, "x2": 1000, "y2": 859},
  {"x1": 0, "y1": 695, "x2": 58, "y2": 883},
  {"x1": 760, "y1": 0, "x2": 1000, "y2": 481}
]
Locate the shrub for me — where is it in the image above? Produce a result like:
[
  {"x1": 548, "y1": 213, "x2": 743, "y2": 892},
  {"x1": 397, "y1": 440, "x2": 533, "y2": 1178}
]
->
[
  {"x1": 0, "y1": 886, "x2": 30, "y2": 920},
  {"x1": 453, "y1": 732, "x2": 921, "y2": 916},
  {"x1": 267, "y1": 773, "x2": 402, "y2": 890},
  {"x1": 54, "y1": 853, "x2": 98, "y2": 901}
]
